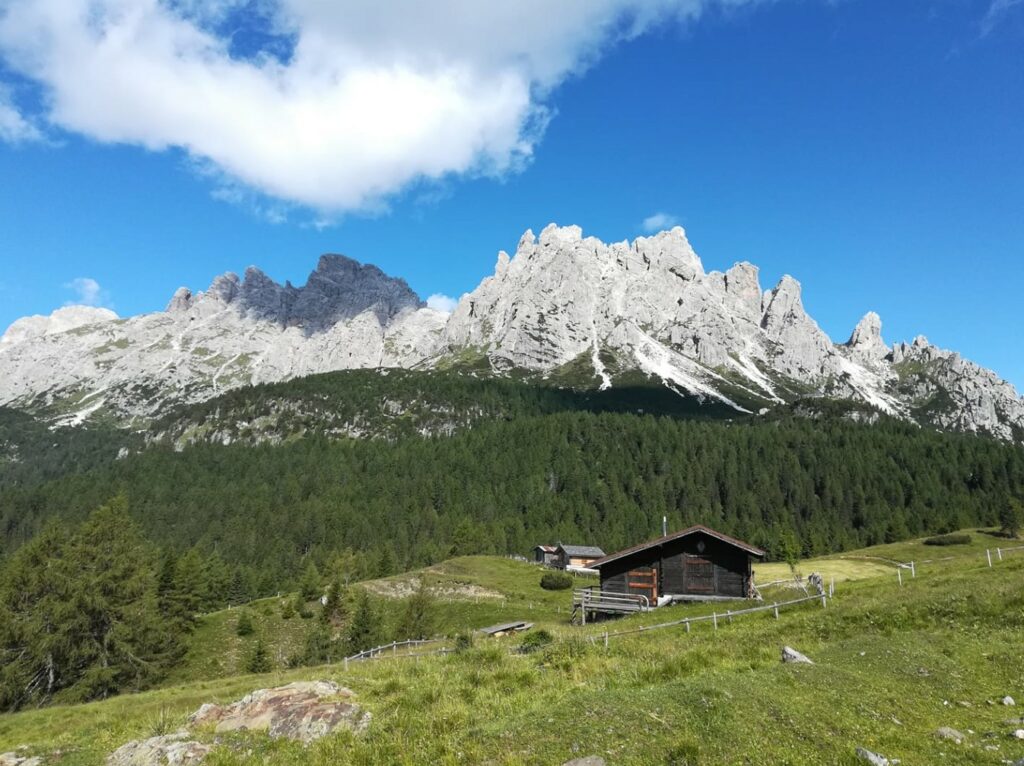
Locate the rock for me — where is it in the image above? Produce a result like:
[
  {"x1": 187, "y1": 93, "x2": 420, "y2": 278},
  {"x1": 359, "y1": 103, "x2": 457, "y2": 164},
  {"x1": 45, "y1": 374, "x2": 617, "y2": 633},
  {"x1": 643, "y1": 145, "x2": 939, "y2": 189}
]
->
[
  {"x1": 1004, "y1": 696, "x2": 1016, "y2": 706},
  {"x1": 562, "y1": 758, "x2": 606, "y2": 766},
  {"x1": 0, "y1": 751, "x2": 42, "y2": 766},
  {"x1": 935, "y1": 727, "x2": 965, "y2": 743},
  {"x1": 106, "y1": 731, "x2": 211, "y2": 766},
  {"x1": 781, "y1": 646, "x2": 814, "y2": 664},
  {"x1": 188, "y1": 681, "x2": 370, "y2": 743},
  {"x1": 1013, "y1": 729, "x2": 1024, "y2": 740},
  {"x1": 855, "y1": 747, "x2": 889, "y2": 765}
]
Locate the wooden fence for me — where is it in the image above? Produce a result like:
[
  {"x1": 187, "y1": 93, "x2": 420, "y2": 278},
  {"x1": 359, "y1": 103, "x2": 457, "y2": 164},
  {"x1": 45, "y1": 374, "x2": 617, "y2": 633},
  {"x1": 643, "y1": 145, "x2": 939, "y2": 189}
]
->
[{"x1": 588, "y1": 592, "x2": 827, "y2": 644}]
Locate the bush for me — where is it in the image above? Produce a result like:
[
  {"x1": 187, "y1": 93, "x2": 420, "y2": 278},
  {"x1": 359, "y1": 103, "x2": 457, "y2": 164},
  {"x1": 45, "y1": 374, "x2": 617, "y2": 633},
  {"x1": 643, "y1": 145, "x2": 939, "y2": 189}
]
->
[
  {"x1": 453, "y1": 630, "x2": 475, "y2": 653},
  {"x1": 539, "y1": 571, "x2": 573, "y2": 591},
  {"x1": 235, "y1": 609, "x2": 254, "y2": 636},
  {"x1": 518, "y1": 629, "x2": 554, "y2": 654},
  {"x1": 923, "y1": 533, "x2": 971, "y2": 546},
  {"x1": 245, "y1": 639, "x2": 272, "y2": 673}
]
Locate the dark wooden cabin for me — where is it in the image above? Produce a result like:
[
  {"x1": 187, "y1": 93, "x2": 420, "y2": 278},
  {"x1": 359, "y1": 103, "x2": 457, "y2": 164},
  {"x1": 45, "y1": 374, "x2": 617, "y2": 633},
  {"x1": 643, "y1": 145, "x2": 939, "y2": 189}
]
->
[
  {"x1": 533, "y1": 545, "x2": 558, "y2": 566},
  {"x1": 589, "y1": 525, "x2": 765, "y2": 604}
]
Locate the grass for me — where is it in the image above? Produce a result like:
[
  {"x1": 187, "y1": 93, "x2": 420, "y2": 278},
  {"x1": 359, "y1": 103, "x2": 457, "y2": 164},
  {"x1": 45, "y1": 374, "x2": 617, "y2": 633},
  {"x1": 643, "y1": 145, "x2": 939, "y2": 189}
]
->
[{"x1": 2, "y1": 546, "x2": 1023, "y2": 764}]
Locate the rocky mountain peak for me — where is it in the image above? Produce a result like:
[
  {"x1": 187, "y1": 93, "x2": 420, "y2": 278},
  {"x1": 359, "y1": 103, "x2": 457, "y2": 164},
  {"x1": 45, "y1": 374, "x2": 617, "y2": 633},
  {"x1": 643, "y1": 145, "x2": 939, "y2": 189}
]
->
[
  {"x1": 846, "y1": 311, "x2": 888, "y2": 362},
  {"x1": 0, "y1": 305, "x2": 119, "y2": 347}
]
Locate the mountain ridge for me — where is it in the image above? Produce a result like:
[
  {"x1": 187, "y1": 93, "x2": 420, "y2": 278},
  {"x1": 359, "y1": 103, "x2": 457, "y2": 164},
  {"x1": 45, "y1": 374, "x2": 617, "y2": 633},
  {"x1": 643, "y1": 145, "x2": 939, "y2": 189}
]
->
[{"x1": 1, "y1": 223, "x2": 1022, "y2": 442}]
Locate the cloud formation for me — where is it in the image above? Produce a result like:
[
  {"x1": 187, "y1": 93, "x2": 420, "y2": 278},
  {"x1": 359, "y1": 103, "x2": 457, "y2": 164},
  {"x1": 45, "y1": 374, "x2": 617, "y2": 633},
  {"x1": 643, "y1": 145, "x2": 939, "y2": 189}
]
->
[
  {"x1": 981, "y1": 0, "x2": 1023, "y2": 35},
  {"x1": 641, "y1": 212, "x2": 680, "y2": 232},
  {"x1": 426, "y1": 293, "x2": 458, "y2": 314},
  {"x1": 63, "y1": 277, "x2": 111, "y2": 308},
  {"x1": 0, "y1": 0, "x2": 763, "y2": 214},
  {"x1": 0, "y1": 86, "x2": 41, "y2": 144}
]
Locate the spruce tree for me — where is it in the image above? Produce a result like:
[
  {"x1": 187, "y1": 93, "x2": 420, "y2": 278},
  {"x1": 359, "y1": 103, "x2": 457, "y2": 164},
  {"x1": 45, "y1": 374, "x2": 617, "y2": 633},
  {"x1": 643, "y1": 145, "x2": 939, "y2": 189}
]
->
[
  {"x1": 396, "y1": 581, "x2": 435, "y2": 640},
  {"x1": 344, "y1": 591, "x2": 383, "y2": 655},
  {"x1": 245, "y1": 639, "x2": 272, "y2": 674},
  {"x1": 235, "y1": 609, "x2": 254, "y2": 637},
  {"x1": 298, "y1": 560, "x2": 321, "y2": 602}
]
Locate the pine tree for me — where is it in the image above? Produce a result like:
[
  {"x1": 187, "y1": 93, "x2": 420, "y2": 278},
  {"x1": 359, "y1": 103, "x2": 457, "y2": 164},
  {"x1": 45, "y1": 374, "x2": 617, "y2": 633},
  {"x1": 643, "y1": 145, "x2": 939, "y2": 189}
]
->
[
  {"x1": 298, "y1": 560, "x2": 321, "y2": 603},
  {"x1": 1000, "y1": 497, "x2": 1023, "y2": 538},
  {"x1": 235, "y1": 609, "x2": 254, "y2": 637},
  {"x1": 245, "y1": 639, "x2": 272, "y2": 674},
  {"x1": 344, "y1": 591, "x2": 383, "y2": 655},
  {"x1": 396, "y1": 580, "x2": 434, "y2": 640},
  {"x1": 321, "y1": 577, "x2": 347, "y2": 624}
]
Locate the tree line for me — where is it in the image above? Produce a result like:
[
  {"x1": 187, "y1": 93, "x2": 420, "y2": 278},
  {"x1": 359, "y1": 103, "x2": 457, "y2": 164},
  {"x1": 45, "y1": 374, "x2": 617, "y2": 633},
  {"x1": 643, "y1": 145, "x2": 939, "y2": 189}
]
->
[{"x1": 2, "y1": 410, "x2": 1022, "y2": 604}]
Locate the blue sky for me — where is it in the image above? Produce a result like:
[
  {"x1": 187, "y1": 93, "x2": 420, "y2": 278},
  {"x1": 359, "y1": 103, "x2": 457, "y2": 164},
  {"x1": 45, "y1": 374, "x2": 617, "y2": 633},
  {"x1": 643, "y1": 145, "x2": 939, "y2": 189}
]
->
[{"x1": 1, "y1": 0, "x2": 1022, "y2": 389}]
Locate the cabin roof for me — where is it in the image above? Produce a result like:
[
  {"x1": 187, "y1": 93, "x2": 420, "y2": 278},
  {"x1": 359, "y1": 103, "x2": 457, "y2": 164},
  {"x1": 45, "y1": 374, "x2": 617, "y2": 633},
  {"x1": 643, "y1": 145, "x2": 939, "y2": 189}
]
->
[
  {"x1": 588, "y1": 524, "x2": 766, "y2": 568},
  {"x1": 533, "y1": 545, "x2": 557, "y2": 553},
  {"x1": 556, "y1": 544, "x2": 606, "y2": 557}
]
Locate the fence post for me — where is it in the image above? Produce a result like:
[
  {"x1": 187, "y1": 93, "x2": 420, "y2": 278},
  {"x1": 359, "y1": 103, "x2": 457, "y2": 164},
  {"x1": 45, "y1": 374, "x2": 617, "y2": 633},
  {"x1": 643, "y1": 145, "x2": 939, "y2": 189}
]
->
[
  {"x1": 344, "y1": 657, "x2": 348, "y2": 671},
  {"x1": 829, "y1": 577, "x2": 834, "y2": 598},
  {"x1": 713, "y1": 612, "x2": 718, "y2": 630},
  {"x1": 997, "y1": 548, "x2": 1003, "y2": 562},
  {"x1": 727, "y1": 610, "x2": 732, "y2": 624},
  {"x1": 685, "y1": 619, "x2": 690, "y2": 633},
  {"x1": 604, "y1": 631, "x2": 609, "y2": 650},
  {"x1": 821, "y1": 594, "x2": 827, "y2": 609},
  {"x1": 897, "y1": 568, "x2": 902, "y2": 587},
  {"x1": 773, "y1": 603, "x2": 779, "y2": 619},
  {"x1": 910, "y1": 561, "x2": 916, "y2": 578},
  {"x1": 987, "y1": 549, "x2": 993, "y2": 568}
]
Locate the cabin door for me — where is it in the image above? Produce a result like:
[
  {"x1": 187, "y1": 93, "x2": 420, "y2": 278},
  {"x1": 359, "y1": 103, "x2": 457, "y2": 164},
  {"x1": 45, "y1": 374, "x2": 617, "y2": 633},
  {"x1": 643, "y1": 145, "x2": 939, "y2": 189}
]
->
[
  {"x1": 627, "y1": 566, "x2": 658, "y2": 605},
  {"x1": 684, "y1": 555, "x2": 715, "y2": 594}
]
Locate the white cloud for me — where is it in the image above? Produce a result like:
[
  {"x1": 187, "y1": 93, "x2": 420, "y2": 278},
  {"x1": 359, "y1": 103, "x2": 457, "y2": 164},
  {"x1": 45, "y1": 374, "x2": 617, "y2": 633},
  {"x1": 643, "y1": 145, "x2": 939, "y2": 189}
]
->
[
  {"x1": 0, "y1": 86, "x2": 42, "y2": 144},
  {"x1": 0, "y1": 0, "x2": 769, "y2": 214},
  {"x1": 641, "y1": 212, "x2": 680, "y2": 232},
  {"x1": 63, "y1": 277, "x2": 111, "y2": 307},
  {"x1": 981, "y1": 0, "x2": 1023, "y2": 35},
  {"x1": 426, "y1": 293, "x2": 458, "y2": 314}
]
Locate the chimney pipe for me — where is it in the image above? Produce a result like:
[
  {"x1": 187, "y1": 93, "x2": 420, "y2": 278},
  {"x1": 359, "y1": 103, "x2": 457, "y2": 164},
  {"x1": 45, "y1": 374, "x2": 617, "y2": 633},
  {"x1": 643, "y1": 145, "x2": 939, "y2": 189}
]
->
[{"x1": 662, "y1": 516, "x2": 668, "y2": 537}]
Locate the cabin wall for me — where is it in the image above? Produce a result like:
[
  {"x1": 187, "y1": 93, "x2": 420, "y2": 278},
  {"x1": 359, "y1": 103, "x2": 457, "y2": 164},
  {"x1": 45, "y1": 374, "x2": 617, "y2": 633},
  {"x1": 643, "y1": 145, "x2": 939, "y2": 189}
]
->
[{"x1": 598, "y1": 531, "x2": 753, "y2": 599}]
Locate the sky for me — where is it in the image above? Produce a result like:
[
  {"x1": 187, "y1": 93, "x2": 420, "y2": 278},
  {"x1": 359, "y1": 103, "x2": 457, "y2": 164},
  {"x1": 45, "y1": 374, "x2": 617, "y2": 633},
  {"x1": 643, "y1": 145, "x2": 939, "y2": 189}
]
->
[{"x1": 0, "y1": 0, "x2": 1022, "y2": 389}]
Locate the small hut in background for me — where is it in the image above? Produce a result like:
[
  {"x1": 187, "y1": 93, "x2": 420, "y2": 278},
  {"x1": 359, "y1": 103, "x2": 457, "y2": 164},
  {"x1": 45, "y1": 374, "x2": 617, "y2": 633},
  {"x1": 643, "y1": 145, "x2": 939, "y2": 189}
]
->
[
  {"x1": 554, "y1": 544, "x2": 606, "y2": 571},
  {"x1": 533, "y1": 545, "x2": 558, "y2": 566}
]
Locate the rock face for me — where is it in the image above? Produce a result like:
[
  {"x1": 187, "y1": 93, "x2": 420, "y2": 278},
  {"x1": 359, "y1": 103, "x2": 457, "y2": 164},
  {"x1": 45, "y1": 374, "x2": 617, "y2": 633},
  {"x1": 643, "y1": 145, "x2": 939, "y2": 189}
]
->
[
  {"x1": 187, "y1": 681, "x2": 370, "y2": 742},
  {"x1": 0, "y1": 256, "x2": 446, "y2": 422},
  {"x1": 1, "y1": 224, "x2": 1023, "y2": 442}
]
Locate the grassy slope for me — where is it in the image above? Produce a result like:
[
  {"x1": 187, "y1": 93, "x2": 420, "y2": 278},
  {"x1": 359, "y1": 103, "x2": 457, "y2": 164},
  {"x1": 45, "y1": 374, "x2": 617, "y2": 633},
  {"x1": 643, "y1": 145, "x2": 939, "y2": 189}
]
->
[{"x1": 2, "y1": 544, "x2": 1023, "y2": 765}]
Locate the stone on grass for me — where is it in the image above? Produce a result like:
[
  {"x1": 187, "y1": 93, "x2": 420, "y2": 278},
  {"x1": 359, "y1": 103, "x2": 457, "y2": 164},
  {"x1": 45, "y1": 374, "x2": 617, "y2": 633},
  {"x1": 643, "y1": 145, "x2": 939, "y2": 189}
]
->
[
  {"x1": 936, "y1": 727, "x2": 965, "y2": 744},
  {"x1": 781, "y1": 646, "x2": 813, "y2": 664},
  {"x1": 0, "y1": 752, "x2": 42, "y2": 766},
  {"x1": 188, "y1": 681, "x2": 370, "y2": 743},
  {"x1": 1003, "y1": 696, "x2": 1016, "y2": 706},
  {"x1": 1012, "y1": 729, "x2": 1024, "y2": 740},
  {"x1": 855, "y1": 747, "x2": 889, "y2": 766},
  {"x1": 106, "y1": 731, "x2": 211, "y2": 766},
  {"x1": 562, "y1": 758, "x2": 606, "y2": 766}
]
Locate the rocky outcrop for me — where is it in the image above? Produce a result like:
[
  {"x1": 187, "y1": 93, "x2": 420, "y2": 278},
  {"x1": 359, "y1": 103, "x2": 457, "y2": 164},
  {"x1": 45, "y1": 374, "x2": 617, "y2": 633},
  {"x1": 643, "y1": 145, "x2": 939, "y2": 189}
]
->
[
  {"x1": 187, "y1": 681, "x2": 370, "y2": 742},
  {"x1": 106, "y1": 731, "x2": 211, "y2": 766},
  {"x1": 1, "y1": 223, "x2": 1022, "y2": 442},
  {"x1": 781, "y1": 646, "x2": 814, "y2": 664}
]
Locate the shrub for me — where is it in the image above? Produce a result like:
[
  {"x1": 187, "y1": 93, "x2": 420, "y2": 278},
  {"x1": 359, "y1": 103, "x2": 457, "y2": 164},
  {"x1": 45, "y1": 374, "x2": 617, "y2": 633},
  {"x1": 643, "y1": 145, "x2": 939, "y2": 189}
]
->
[
  {"x1": 453, "y1": 630, "x2": 475, "y2": 653},
  {"x1": 923, "y1": 533, "x2": 971, "y2": 546},
  {"x1": 519, "y1": 629, "x2": 554, "y2": 654},
  {"x1": 235, "y1": 609, "x2": 254, "y2": 636},
  {"x1": 539, "y1": 571, "x2": 573, "y2": 591}
]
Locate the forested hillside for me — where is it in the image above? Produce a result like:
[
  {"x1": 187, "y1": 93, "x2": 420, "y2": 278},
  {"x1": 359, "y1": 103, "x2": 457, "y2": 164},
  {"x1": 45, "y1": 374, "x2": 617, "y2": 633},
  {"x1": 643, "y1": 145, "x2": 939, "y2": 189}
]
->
[{"x1": 3, "y1": 408, "x2": 1021, "y2": 604}]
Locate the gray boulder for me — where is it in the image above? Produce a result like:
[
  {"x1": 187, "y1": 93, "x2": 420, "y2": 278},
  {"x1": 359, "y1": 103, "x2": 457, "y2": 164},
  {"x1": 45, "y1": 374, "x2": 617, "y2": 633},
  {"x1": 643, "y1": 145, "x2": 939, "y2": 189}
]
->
[
  {"x1": 855, "y1": 747, "x2": 889, "y2": 766},
  {"x1": 935, "y1": 726, "x2": 965, "y2": 743},
  {"x1": 781, "y1": 646, "x2": 814, "y2": 664},
  {"x1": 106, "y1": 731, "x2": 211, "y2": 766},
  {"x1": 188, "y1": 680, "x2": 370, "y2": 743}
]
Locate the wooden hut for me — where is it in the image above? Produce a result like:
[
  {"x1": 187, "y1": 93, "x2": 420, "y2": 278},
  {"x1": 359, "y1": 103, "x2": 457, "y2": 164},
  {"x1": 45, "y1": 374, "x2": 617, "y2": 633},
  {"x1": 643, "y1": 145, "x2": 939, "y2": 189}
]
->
[
  {"x1": 554, "y1": 544, "x2": 606, "y2": 570},
  {"x1": 588, "y1": 525, "x2": 764, "y2": 604},
  {"x1": 533, "y1": 545, "x2": 558, "y2": 566}
]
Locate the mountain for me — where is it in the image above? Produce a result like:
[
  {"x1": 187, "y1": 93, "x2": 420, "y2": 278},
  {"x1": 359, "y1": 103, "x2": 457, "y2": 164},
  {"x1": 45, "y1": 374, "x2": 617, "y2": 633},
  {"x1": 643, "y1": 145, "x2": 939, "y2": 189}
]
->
[{"x1": 2, "y1": 224, "x2": 1022, "y2": 442}]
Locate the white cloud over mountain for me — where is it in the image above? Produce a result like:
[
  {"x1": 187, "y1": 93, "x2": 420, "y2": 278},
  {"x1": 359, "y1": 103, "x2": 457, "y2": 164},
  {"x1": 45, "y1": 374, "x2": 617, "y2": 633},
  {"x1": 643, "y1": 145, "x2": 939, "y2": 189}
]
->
[{"x1": 0, "y1": 0, "x2": 764, "y2": 213}]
